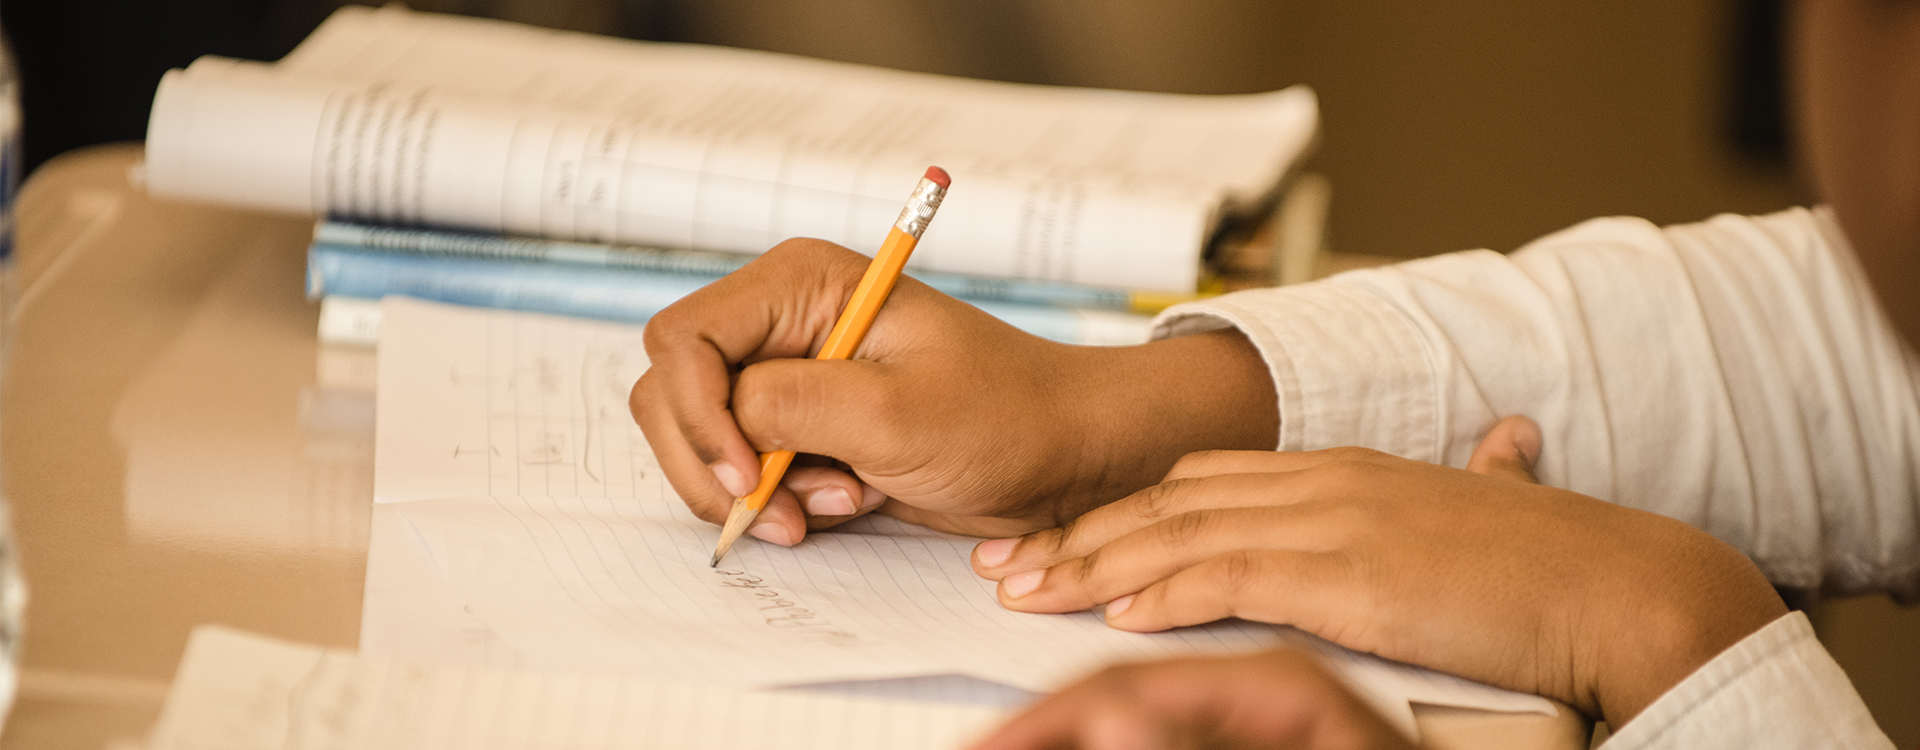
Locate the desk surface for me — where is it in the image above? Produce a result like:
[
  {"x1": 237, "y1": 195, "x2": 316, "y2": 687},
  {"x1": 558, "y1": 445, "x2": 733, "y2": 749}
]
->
[{"x1": 0, "y1": 144, "x2": 1588, "y2": 750}]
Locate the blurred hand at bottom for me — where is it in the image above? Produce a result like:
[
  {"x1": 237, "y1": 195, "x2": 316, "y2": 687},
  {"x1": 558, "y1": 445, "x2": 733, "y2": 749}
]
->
[{"x1": 970, "y1": 648, "x2": 1417, "y2": 750}]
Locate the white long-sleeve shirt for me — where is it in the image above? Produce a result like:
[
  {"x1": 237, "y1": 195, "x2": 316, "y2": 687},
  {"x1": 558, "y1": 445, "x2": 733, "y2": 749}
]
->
[{"x1": 1154, "y1": 206, "x2": 1909, "y2": 747}]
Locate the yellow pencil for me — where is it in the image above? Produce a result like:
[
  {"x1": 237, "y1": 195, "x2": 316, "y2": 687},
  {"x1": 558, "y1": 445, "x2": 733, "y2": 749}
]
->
[{"x1": 710, "y1": 166, "x2": 952, "y2": 566}]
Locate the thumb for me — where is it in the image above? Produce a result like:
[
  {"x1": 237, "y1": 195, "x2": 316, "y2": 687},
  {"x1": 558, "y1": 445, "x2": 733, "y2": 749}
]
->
[
  {"x1": 731, "y1": 358, "x2": 910, "y2": 471},
  {"x1": 1466, "y1": 415, "x2": 1543, "y2": 484}
]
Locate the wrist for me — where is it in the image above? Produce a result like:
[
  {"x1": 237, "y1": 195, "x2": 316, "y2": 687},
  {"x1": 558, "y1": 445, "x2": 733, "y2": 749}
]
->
[
  {"x1": 1050, "y1": 328, "x2": 1279, "y2": 520},
  {"x1": 1584, "y1": 518, "x2": 1787, "y2": 726}
]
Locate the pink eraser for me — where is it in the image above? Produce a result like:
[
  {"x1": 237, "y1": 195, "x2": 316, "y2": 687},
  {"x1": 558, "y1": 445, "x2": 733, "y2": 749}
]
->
[{"x1": 922, "y1": 166, "x2": 951, "y2": 189}]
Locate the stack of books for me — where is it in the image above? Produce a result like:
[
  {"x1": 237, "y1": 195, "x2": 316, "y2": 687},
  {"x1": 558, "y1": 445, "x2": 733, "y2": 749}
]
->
[
  {"x1": 144, "y1": 5, "x2": 1321, "y2": 344},
  {"x1": 304, "y1": 220, "x2": 1208, "y2": 346}
]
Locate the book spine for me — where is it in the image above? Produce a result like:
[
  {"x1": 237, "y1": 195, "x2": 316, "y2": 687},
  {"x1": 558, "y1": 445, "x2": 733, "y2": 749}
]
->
[
  {"x1": 307, "y1": 244, "x2": 712, "y2": 326},
  {"x1": 923, "y1": 274, "x2": 1134, "y2": 313},
  {"x1": 305, "y1": 245, "x2": 1150, "y2": 345},
  {"x1": 315, "y1": 222, "x2": 752, "y2": 277},
  {"x1": 315, "y1": 222, "x2": 1147, "y2": 312}
]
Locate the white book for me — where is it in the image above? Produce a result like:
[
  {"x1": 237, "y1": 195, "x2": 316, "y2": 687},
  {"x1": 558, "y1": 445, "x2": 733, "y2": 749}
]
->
[{"x1": 144, "y1": 5, "x2": 1317, "y2": 292}]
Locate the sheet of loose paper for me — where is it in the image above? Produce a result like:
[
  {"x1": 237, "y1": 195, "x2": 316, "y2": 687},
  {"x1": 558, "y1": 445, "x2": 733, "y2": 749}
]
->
[
  {"x1": 364, "y1": 298, "x2": 1557, "y2": 731},
  {"x1": 147, "y1": 625, "x2": 1008, "y2": 750}
]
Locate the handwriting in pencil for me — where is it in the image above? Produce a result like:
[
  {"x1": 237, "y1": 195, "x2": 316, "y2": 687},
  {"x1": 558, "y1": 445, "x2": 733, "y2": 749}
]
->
[{"x1": 712, "y1": 568, "x2": 858, "y2": 642}]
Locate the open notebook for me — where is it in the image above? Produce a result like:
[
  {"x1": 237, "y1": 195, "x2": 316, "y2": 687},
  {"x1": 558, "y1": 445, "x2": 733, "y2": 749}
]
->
[
  {"x1": 358, "y1": 298, "x2": 1554, "y2": 741},
  {"x1": 143, "y1": 5, "x2": 1317, "y2": 293}
]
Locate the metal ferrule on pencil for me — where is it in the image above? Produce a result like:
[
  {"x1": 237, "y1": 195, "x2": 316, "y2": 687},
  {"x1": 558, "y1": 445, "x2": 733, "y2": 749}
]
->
[{"x1": 892, "y1": 178, "x2": 948, "y2": 239}]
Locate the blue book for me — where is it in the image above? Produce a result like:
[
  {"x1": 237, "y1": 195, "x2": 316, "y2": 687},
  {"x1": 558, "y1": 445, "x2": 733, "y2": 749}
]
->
[
  {"x1": 315, "y1": 222, "x2": 1198, "y2": 315},
  {"x1": 306, "y1": 244, "x2": 1154, "y2": 346}
]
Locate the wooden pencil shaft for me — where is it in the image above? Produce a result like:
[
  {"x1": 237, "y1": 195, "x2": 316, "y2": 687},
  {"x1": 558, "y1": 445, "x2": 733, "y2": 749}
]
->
[
  {"x1": 817, "y1": 227, "x2": 915, "y2": 362},
  {"x1": 740, "y1": 451, "x2": 798, "y2": 513}
]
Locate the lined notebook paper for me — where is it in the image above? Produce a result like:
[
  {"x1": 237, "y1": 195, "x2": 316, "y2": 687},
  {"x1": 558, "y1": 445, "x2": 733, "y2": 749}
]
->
[
  {"x1": 147, "y1": 626, "x2": 1008, "y2": 750},
  {"x1": 362, "y1": 298, "x2": 1557, "y2": 737}
]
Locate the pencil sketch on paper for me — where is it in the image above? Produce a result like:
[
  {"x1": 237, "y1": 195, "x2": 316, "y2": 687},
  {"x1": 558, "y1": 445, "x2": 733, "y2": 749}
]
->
[
  {"x1": 375, "y1": 299, "x2": 658, "y2": 503},
  {"x1": 578, "y1": 341, "x2": 648, "y2": 484}
]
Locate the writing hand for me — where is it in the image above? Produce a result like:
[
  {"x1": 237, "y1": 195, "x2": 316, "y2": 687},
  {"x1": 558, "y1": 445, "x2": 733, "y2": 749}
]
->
[
  {"x1": 630, "y1": 239, "x2": 1277, "y2": 547},
  {"x1": 971, "y1": 417, "x2": 1787, "y2": 727},
  {"x1": 971, "y1": 648, "x2": 1416, "y2": 750}
]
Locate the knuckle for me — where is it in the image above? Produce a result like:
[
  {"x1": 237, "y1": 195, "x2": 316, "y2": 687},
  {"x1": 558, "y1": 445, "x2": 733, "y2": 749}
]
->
[
  {"x1": 1065, "y1": 547, "x2": 1104, "y2": 584},
  {"x1": 764, "y1": 236, "x2": 835, "y2": 260},
  {"x1": 1321, "y1": 502, "x2": 1375, "y2": 538},
  {"x1": 1213, "y1": 550, "x2": 1267, "y2": 597},
  {"x1": 640, "y1": 305, "x2": 694, "y2": 356},
  {"x1": 677, "y1": 423, "x2": 734, "y2": 465},
  {"x1": 1036, "y1": 524, "x2": 1077, "y2": 560},
  {"x1": 762, "y1": 239, "x2": 862, "y2": 279},
  {"x1": 1167, "y1": 450, "x2": 1222, "y2": 477},
  {"x1": 629, "y1": 371, "x2": 658, "y2": 420},
  {"x1": 1132, "y1": 481, "x2": 1181, "y2": 520},
  {"x1": 1306, "y1": 450, "x2": 1394, "y2": 492},
  {"x1": 1155, "y1": 509, "x2": 1216, "y2": 550},
  {"x1": 1132, "y1": 475, "x2": 1207, "y2": 520},
  {"x1": 1324, "y1": 446, "x2": 1389, "y2": 465},
  {"x1": 1341, "y1": 552, "x2": 1382, "y2": 605},
  {"x1": 755, "y1": 239, "x2": 814, "y2": 271}
]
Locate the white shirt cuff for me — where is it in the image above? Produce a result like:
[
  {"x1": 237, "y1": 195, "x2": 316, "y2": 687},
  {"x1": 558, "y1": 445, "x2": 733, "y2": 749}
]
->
[
  {"x1": 1603, "y1": 611, "x2": 1890, "y2": 749},
  {"x1": 1151, "y1": 281, "x2": 1442, "y2": 462}
]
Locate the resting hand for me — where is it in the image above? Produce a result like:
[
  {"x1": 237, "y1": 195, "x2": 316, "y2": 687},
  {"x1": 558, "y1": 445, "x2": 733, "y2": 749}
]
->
[
  {"x1": 971, "y1": 417, "x2": 1787, "y2": 726},
  {"x1": 971, "y1": 648, "x2": 1416, "y2": 750},
  {"x1": 631, "y1": 239, "x2": 1277, "y2": 546}
]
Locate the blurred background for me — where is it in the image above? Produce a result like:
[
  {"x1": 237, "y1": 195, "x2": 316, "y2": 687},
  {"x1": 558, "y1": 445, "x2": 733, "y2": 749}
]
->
[
  {"x1": 3, "y1": 0, "x2": 1809, "y2": 259},
  {"x1": 1, "y1": 0, "x2": 1912, "y2": 743}
]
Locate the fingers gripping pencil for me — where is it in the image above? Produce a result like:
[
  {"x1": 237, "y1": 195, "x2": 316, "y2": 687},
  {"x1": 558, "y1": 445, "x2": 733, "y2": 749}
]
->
[{"x1": 710, "y1": 166, "x2": 951, "y2": 566}]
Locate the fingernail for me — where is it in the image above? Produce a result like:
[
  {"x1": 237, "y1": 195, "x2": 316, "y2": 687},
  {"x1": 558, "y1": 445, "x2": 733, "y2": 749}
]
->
[
  {"x1": 710, "y1": 462, "x2": 754, "y2": 498},
  {"x1": 1512, "y1": 418, "x2": 1543, "y2": 464},
  {"x1": 748, "y1": 522, "x2": 794, "y2": 546},
  {"x1": 1001, "y1": 569, "x2": 1045, "y2": 599},
  {"x1": 975, "y1": 537, "x2": 1018, "y2": 567},
  {"x1": 857, "y1": 482, "x2": 887, "y2": 511},
  {"x1": 1105, "y1": 594, "x2": 1135, "y2": 619},
  {"x1": 804, "y1": 488, "x2": 857, "y2": 517}
]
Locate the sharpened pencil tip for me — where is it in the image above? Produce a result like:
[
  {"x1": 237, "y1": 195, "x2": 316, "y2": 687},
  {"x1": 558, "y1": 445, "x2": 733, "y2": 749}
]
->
[{"x1": 709, "y1": 495, "x2": 757, "y2": 569}]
